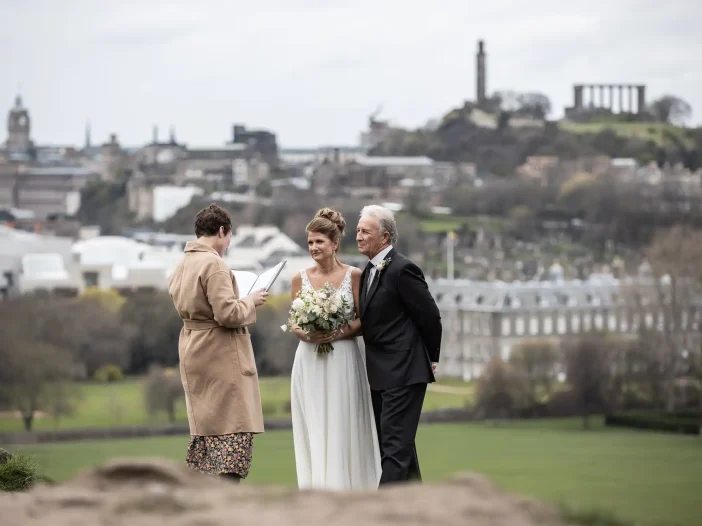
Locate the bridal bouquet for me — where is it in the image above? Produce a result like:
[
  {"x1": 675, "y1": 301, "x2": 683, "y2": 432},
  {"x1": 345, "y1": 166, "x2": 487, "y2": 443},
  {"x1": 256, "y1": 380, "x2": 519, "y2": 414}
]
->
[{"x1": 281, "y1": 282, "x2": 353, "y2": 353}]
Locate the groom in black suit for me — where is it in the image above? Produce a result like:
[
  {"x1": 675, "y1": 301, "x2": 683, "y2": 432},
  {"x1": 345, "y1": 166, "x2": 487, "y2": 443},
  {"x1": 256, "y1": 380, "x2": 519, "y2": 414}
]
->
[{"x1": 356, "y1": 205, "x2": 442, "y2": 486}]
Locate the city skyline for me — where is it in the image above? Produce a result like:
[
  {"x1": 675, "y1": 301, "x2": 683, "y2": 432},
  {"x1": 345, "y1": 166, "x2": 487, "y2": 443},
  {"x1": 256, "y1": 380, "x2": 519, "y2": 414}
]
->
[{"x1": 1, "y1": 0, "x2": 700, "y2": 148}]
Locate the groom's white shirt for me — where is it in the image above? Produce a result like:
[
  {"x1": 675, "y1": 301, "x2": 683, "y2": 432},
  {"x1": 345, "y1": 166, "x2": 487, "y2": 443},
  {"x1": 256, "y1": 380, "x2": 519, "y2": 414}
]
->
[{"x1": 367, "y1": 245, "x2": 394, "y2": 291}]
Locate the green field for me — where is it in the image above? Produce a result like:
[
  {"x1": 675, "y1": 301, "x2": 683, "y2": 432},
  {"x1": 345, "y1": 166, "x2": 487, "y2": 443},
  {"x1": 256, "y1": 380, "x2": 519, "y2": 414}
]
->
[
  {"x1": 418, "y1": 214, "x2": 509, "y2": 234},
  {"x1": 10, "y1": 419, "x2": 702, "y2": 526},
  {"x1": 0, "y1": 377, "x2": 473, "y2": 432}
]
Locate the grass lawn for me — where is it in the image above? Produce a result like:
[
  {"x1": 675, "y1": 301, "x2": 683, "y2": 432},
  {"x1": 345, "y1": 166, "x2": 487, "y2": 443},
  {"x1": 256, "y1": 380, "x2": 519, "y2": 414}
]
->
[
  {"x1": 559, "y1": 121, "x2": 694, "y2": 148},
  {"x1": 0, "y1": 376, "x2": 473, "y2": 432},
  {"x1": 418, "y1": 215, "x2": 509, "y2": 235},
  {"x1": 10, "y1": 419, "x2": 702, "y2": 526}
]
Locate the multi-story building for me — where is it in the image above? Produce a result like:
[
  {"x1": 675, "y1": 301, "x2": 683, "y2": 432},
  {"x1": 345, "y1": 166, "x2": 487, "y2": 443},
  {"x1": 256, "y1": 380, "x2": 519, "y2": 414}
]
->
[
  {"x1": 313, "y1": 155, "x2": 476, "y2": 201},
  {"x1": 126, "y1": 126, "x2": 276, "y2": 221},
  {"x1": 431, "y1": 269, "x2": 701, "y2": 380},
  {"x1": 1, "y1": 96, "x2": 100, "y2": 219}
]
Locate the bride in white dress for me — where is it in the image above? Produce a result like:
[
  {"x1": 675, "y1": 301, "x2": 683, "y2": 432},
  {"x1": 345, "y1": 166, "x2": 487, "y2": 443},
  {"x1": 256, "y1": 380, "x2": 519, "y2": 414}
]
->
[{"x1": 289, "y1": 208, "x2": 381, "y2": 491}]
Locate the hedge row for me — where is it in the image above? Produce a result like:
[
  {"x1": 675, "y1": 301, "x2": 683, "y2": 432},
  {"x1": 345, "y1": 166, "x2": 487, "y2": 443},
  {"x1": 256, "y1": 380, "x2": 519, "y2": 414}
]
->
[{"x1": 605, "y1": 410, "x2": 700, "y2": 435}]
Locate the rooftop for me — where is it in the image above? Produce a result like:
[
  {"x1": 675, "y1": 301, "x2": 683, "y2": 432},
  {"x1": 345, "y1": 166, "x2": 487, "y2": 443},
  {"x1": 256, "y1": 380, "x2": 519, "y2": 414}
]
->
[{"x1": 355, "y1": 156, "x2": 434, "y2": 167}]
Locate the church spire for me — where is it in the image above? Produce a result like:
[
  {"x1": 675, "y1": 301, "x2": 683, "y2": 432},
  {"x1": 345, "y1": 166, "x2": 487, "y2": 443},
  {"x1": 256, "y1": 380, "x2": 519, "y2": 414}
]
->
[
  {"x1": 85, "y1": 121, "x2": 91, "y2": 149},
  {"x1": 14, "y1": 82, "x2": 23, "y2": 108}
]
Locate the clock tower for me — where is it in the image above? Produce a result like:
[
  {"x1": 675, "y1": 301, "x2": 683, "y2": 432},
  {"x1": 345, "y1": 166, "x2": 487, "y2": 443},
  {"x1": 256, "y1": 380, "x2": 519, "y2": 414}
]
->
[{"x1": 6, "y1": 95, "x2": 32, "y2": 154}]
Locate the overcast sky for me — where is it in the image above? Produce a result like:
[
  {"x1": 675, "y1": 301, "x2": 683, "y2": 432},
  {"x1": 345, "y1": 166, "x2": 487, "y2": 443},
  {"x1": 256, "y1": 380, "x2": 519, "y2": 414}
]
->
[{"x1": 1, "y1": 0, "x2": 699, "y2": 148}]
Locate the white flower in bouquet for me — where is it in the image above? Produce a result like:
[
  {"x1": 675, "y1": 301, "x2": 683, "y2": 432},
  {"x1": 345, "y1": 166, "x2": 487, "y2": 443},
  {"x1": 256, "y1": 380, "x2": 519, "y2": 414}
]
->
[
  {"x1": 282, "y1": 282, "x2": 353, "y2": 354},
  {"x1": 329, "y1": 296, "x2": 342, "y2": 314}
]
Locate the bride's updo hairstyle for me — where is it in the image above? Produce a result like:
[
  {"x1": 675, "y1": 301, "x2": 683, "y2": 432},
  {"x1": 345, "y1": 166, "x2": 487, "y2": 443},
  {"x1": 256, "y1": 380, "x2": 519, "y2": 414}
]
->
[{"x1": 306, "y1": 208, "x2": 346, "y2": 247}]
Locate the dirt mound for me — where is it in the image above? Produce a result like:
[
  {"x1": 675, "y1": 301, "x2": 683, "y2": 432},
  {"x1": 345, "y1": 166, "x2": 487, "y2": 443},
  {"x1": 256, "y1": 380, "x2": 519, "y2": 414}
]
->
[{"x1": 0, "y1": 458, "x2": 567, "y2": 526}]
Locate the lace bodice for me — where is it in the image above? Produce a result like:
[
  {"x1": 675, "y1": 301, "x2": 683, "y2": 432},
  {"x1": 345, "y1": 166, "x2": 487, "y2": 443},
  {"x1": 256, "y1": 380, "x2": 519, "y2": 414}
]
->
[{"x1": 300, "y1": 266, "x2": 355, "y2": 315}]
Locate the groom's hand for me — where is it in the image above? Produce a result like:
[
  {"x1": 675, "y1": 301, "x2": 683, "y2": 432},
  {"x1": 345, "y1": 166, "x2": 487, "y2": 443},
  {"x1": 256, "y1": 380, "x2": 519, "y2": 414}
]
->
[{"x1": 432, "y1": 362, "x2": 438, "y2": 374}]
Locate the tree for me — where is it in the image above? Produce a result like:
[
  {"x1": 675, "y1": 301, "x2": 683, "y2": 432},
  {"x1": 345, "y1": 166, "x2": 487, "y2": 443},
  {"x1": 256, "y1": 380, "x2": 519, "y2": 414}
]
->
[
  {"x1": 2, "y1": 291, "x2": 133, "y2": 381},
  {"x1": 648, "y1": 95, "x2": 693, "y2": 126},
  {"x1": 54, "y1": 294, "x2": 134, "y2": 376},
  {"x1": 474, "y1": 358, "x2": 526, "y2": 419},
  {"x1": 143, "y1": 364, "x2": 184, "y2": 424},
  {"x1": 0, "y1": 296, "x2": 77, "y2": 431},
  {"x1": 121, "y1": 291, "x2": 182, "y2": 374},
  {"x1": 515, "y1": 92, "x2": 552, "y2": 120},
  {"x1": 256, "y1": 180, "x2": 273, "y2": 198},
  {"x1": 393, "y1": 213, "x2": 423, "y2": 257},
  {"x1": 494, "y1": 90, "x2": 521, "y2": 113},
  {"x1": 44, "y1": 381, "x2": 81, "y2": 430},
  {"x1": 639, "y1": 225, "x2": 702, "y2": 411},
  {"x1": 565, "y1": 336, "x2": 613, "y2": 429},
  {"x1": 688, "y1": 346, "x2": 702, "y2": 434},
  {"x1": 497, "y1": 111, "x2": 511, "y2": 131},
  {"x1": 0, "y1": 334, "x2": 74, "y2": 432},
  {"x1": 509, "y1": 340, "x2": 559, "y2": 406},
  {"x1": 76, "y1": 179, "x2": 134, "y2": 235},
  {"x1": 620, "y1": 331, "x2": 668, "y2": 409},
  {"x1": 249, "y1": 294, "x2": 298, "y2": 375},
  {"x1": 494, "y1": 91, "x2": 552, "y2": 119},
  {"x1": 505, "y1": 205, "x2": 536, "y2": 240}
]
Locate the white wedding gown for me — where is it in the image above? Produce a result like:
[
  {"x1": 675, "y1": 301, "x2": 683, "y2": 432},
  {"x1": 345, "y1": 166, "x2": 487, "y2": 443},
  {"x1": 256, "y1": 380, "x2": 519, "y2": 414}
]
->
[{"x1": 290, "y1": 267, "x2": 382, "y2": 491}]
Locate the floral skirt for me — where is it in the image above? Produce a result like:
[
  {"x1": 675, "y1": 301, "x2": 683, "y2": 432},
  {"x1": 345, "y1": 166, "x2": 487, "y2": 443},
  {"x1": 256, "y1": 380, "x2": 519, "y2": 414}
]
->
[{"x1": 185, "y1": 432, "x2": 254, "y2": 478}]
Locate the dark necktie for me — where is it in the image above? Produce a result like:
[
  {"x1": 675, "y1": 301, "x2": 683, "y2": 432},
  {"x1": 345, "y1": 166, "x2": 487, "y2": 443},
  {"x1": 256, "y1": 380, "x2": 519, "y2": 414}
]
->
[{"x1": 366, "y1": 261, "x2": 376, "y2": 292}]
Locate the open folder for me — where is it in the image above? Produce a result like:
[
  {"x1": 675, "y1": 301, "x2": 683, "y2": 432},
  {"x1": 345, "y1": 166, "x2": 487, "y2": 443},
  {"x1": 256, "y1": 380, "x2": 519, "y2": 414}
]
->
[{"x1": 233, "y1": 260, "x2": 287, "y2": 296}]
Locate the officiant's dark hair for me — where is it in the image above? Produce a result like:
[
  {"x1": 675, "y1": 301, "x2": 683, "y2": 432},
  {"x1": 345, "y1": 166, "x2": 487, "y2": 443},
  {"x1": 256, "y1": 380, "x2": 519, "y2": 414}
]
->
[
  {"x1": 194, "y1": 204, "x2": 232, "y2": 238},
  {"x1": 306, "y1": 208, "x2": 346, "y2": 245}
]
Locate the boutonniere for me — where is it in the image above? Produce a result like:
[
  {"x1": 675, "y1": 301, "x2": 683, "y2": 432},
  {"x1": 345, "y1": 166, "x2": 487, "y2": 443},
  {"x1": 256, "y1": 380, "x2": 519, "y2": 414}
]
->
[{"x1": 376, "y1": 257, "x2": 392, "y2": 274}]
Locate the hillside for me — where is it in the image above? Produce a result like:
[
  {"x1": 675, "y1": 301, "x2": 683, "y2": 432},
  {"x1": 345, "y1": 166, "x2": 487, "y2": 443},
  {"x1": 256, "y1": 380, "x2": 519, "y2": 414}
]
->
[{"x1": 370, "y1": 105, "x2": 701, "y2": 175}]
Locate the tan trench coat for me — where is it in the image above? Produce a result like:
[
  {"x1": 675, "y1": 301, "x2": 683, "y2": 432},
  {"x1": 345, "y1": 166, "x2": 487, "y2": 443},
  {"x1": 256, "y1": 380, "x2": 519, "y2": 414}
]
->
[{"x1": 167, "y1": 241, "x2": 264, "y2": 436}]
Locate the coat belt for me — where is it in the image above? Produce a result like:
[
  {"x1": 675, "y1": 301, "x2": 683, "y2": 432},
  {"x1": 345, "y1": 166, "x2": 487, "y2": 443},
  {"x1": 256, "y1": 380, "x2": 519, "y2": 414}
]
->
[
  {"x1": 183, "y1": 319, "x2": 221, "y2": 330},
  {"x1": 182, "y1": 319, "x2": 249, "y2": 334}
]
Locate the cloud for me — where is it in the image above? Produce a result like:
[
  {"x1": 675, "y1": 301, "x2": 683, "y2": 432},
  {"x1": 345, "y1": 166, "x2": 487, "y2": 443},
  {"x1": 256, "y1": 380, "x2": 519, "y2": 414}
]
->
[{"x1": 0, "y1": 0, "x2": 699, "y2": 147}]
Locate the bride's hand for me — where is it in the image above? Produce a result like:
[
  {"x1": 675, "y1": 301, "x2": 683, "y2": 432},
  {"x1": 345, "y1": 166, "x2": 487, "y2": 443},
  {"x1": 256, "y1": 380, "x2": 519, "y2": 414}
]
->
[
  {"x1": 332, "y1": 325, "x2": 350, "y2": 341},
  {"x1": 305, "y1": 330, "x2": 337, "y2": 343}
]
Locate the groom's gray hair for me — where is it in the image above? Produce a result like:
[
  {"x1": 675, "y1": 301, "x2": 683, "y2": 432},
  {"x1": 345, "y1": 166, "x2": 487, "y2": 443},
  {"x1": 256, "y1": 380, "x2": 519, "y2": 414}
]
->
[{"x1": 360, "y1": 205, "x2": 398, "y2": 245}]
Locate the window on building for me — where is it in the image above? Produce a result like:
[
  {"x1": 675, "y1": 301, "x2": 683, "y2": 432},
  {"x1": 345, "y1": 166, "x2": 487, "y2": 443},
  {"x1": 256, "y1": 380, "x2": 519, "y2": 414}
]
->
[
  {"x1": 543, "y1": 316, "x2": 553, "y2": 335},
  {"x1": 82, "y1": 271, "x2": 99, "y2": 288}
]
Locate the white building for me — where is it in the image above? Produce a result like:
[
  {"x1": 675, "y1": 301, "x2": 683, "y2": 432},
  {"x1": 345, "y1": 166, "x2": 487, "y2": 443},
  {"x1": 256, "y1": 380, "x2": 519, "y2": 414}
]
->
[
  {"x1": 430, "y1": 271, "x2": 699, "y2": 381},
  {"x1": 1, "y1": 224, "x2": 310, "y2": 298}
]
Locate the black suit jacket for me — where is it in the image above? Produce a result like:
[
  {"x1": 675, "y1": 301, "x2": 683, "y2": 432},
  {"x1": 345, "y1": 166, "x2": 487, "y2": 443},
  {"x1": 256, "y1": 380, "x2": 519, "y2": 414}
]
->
[{"x1": 359, "y1": 249, "x2": 442, "y2": 391}]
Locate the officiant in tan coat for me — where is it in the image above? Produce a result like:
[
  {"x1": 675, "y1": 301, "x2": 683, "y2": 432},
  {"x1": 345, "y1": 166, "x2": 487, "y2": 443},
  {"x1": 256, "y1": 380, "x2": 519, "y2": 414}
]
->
[{"x1": 168, "y1": 204, "x2": 268, "y2": 483}]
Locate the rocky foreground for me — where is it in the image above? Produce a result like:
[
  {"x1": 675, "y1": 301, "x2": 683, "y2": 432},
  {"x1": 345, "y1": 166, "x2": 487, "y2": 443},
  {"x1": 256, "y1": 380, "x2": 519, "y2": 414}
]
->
[{"x1": 0, "y1": 458, "x2": 570, "y2": 526}]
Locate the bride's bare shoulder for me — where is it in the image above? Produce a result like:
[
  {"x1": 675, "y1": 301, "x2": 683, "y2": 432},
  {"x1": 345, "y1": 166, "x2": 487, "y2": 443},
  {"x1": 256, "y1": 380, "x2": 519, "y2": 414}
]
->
[{"x1": 348, "y1": 265, "x2": 363, "y2": 277}]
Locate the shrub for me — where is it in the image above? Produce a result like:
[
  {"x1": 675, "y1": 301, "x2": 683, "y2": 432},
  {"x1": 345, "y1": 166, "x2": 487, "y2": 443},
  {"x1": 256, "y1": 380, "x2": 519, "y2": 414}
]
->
[
  {"x1": 0, "y1": 450, "x2": 43, "y2": 492},
  {"x1": 281, "y1": 399, "x2": 292, "y2": 414},
  {"x1": 605, "y1": 410, "x2": 700, "y2": 435},
  {"x1": 261, "y1": 400, "x2": 279, "y2": 417},
  {"x1": 94, "y1": 364, "x2": 124, "y2": 383},
  {"x1": 143, "y1": 364, "x2": 183, "y2": 423},
  {"x1": 545, "y1": 389, "x2": 580, "y2": 417},
  {"x1": 475, "y1": 358, "x2": 527, "y2": 419}
]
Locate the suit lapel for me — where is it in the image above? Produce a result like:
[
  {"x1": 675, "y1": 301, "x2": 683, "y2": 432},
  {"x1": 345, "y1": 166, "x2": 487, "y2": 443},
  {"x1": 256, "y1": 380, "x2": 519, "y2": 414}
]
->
[{"x1": 363, "y1": 248, "x2": 395, "y2": 310}]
